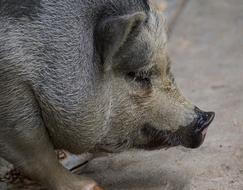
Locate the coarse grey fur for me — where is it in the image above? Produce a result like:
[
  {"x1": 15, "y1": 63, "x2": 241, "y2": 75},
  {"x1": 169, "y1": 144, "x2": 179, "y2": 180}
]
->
[{"x1": 0, "y1": 0, "x2": 215, "y2": 189}]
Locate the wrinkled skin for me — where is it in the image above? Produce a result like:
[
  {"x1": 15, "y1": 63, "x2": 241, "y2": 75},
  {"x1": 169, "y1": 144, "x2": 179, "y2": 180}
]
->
[{"x1": 0, "y1": 0, "x2": 214, "y2": 189}]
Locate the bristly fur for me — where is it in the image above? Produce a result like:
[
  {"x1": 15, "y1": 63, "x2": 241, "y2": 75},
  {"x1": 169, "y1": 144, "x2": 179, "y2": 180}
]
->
[{"x1": 0, "y1": 0, "x2": 212, "y2": 189}]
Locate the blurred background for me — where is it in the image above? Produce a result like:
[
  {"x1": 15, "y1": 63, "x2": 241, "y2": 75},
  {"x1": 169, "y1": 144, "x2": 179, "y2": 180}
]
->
[{"x1": 1, "y1": 0, "x2": 242, "y2": 189}]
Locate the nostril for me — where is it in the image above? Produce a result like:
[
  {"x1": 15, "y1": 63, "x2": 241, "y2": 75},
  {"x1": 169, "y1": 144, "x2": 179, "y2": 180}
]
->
[
  {"x1": 204, "y1": 112, "x2": 215, "y2": 123},
  {"x1": 202, "y1": 112, "x2": 210, "y2": 122},
  {"x1": 194, "y1": 107, "x2": 215, "y2": 129}
]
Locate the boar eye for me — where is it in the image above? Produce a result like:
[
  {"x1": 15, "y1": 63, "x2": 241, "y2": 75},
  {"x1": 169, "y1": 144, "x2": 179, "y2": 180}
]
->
[
  {"x1": 127, "y1": 71, "x2": 152, "y2": 86},
  {"x1": 127, "y1": 71, "x2": 136, "y2": 79}
]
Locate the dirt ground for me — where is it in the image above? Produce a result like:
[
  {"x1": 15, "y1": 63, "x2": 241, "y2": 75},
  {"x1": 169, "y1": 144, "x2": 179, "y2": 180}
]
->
[{"x1": 1, "y1": 0, "x2": 243, "y2": 189}]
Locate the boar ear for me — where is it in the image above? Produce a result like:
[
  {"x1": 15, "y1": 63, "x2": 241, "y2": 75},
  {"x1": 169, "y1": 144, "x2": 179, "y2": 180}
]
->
[{"x1": 96, "y1": 12, "x2": 146, "y2": 68}]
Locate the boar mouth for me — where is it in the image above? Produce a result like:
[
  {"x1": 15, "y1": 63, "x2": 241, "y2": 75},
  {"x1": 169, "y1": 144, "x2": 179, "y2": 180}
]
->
[
  {"x1": 136, "y1": 112, "x2": 215, "y2": 150},
  {"x1": 135, "y1": 124, "x2": 181, "y2": 150}
]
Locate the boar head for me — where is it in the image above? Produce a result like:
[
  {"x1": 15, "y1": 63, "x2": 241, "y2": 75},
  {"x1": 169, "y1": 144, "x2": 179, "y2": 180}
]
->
[{"x1": 94, "y1": 5, "x2": 215, "y2": 153}]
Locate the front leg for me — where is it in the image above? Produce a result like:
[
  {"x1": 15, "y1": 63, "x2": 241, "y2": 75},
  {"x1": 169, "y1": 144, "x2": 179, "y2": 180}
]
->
[{"x1": 0, "y1": 117, "x2": 103, "y2": 190}]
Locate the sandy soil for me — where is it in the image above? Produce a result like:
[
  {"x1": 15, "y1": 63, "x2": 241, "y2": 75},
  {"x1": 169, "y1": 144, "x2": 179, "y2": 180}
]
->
[{"x1": 1, "y1": 0, "x2": 243, "y2": 189}]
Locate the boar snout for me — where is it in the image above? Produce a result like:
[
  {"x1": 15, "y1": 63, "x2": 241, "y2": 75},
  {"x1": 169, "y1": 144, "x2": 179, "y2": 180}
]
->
[
  {"x1": 135, "y1": 107, "x2": 215, "y2": 150},
  {"x1": 180, "y1": 107, "x2": 215, "y2": 149}
]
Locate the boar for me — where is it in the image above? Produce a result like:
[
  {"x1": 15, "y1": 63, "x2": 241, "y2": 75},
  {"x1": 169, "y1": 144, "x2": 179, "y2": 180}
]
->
[{"x1": 0, "y1": 0, "x2": 215, "y2": 189}]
